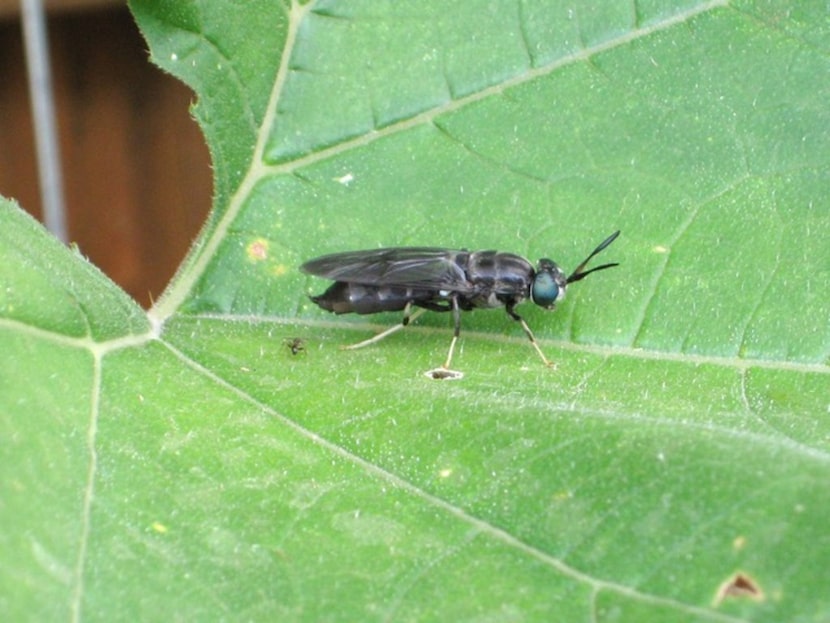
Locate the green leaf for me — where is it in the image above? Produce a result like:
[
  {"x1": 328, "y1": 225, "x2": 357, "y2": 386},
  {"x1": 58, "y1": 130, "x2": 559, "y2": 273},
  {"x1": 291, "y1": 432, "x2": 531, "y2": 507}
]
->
[{"x1": 3, "y1": 1, "x2": 829, "y2": 621}]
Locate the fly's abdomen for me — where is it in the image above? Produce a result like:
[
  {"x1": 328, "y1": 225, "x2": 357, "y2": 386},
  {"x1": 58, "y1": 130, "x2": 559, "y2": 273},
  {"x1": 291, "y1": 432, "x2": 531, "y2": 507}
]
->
[{"x1": 311, "y1": 282, "x2": 428, "y2": 315}]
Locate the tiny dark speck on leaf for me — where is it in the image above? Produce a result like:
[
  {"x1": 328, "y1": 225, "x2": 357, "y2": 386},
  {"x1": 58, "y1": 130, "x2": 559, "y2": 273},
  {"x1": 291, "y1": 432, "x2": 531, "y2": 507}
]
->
[
  {"x1": 425, "y1": 368, "x2": 464, "y2": 381},
  {"x1": 283, "y1": 337, "x2": 306, "y2": 356}
]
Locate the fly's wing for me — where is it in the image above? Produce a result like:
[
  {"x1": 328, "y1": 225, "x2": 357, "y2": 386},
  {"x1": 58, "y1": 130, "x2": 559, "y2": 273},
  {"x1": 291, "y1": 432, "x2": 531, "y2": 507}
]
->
[{"x1": 300, "y1": 247, "x2": 474, "y2": 293}]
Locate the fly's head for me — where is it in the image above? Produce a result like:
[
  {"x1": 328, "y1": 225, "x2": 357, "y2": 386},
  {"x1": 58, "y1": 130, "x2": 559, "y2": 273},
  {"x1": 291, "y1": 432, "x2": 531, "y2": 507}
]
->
[
  {"x1": 530, "y1": 259, "x2": 568, "y2": 309},
  {"x1": 532, "y1": 230, "x2": 622, "y2": 310}
]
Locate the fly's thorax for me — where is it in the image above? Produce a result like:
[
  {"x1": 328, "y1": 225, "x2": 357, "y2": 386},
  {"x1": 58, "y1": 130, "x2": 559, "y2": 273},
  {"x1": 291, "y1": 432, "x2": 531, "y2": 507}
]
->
[
  {"x1": 463, "y1": 251, "x2": 536, "y2": 307},
  {"x1": 531, "y1": 259, "x2": 568, "y2": 309},
  {"x1": 464, "y1": 251, "x2": 535, "y2": 288}
]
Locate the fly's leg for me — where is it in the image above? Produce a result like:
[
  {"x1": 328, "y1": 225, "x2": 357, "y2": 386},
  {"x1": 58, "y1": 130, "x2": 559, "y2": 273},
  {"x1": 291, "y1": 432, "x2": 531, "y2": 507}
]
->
[
  {"x1": 441, "y1": 295, "x2": 462, "y2": 370},
  {"x1": 505, "y1": 303, "x2": 555, "y2": 368},
  {"x1": 424, "y1": 296, "x2": 464, "y2": 380},
  {"x1": 343, "y1": 303, "x2": 426, "y2": 350}
]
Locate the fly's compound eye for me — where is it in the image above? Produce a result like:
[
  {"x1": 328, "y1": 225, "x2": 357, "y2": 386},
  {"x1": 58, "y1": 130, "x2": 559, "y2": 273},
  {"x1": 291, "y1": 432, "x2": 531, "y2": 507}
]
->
[{"x1": 531, "y1": 259, "x2": 566, "y2": 309}]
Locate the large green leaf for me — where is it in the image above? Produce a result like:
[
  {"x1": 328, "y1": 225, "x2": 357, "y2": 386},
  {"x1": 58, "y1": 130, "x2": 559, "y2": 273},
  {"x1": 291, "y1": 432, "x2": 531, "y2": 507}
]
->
[{"x1": 2, "y1": 1, "x2": 828, "y2": 620}]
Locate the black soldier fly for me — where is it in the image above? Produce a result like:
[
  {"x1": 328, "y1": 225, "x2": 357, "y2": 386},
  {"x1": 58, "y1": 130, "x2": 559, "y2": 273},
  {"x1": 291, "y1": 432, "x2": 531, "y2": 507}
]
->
[{"x1": 301, "y1": 231, "x2": 620, "y2": 379}]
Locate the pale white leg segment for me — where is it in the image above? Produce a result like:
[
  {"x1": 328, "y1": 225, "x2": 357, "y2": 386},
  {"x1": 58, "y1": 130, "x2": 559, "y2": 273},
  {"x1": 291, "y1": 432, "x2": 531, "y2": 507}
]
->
[
  {"x1": 516, "y1": 316, "x2": 554, "y2": 367},
  {"x1": 440, "y1": 295, "x2": 462, "y2": 371},
  {"x1": 343, "y1": 305, "x2": 427, "y2": 350},
  {"x1": 506, "y1": 303, "x2": 555, "y2": 368}
]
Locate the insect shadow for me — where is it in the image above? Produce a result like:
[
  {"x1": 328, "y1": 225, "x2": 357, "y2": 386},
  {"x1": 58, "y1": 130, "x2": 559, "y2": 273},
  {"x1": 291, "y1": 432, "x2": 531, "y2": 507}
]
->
[{"x1": 301, "y1": 231, "x2": 620, "y2": 379}]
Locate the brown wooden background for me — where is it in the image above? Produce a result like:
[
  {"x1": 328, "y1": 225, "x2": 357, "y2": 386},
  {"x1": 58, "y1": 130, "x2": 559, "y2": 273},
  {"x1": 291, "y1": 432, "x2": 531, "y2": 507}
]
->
[{"x1": 0, "y1": 3, "x2": 212, "y2": 308}]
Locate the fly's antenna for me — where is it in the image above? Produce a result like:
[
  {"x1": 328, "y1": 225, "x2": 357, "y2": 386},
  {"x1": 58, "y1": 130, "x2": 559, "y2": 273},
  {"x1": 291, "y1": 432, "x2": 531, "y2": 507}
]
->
[{"x1": 566, "y1": 230, "x2": 621, "y2": 284}]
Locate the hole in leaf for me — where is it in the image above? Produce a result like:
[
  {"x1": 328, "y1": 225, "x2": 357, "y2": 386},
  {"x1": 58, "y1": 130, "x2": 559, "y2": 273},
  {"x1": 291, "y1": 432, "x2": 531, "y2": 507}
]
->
[{"x1": 714, "y1": 572, "x2": 764, "y2": 606}]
